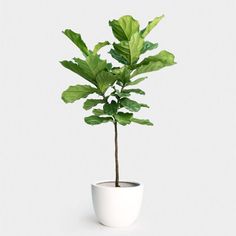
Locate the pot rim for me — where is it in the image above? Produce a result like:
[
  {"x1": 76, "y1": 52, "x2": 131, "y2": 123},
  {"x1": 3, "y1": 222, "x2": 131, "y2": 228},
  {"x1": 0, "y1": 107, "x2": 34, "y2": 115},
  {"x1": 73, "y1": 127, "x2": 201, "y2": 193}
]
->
[{"x1": 91, "y1": 180, "x2": 143, "y2": 189}]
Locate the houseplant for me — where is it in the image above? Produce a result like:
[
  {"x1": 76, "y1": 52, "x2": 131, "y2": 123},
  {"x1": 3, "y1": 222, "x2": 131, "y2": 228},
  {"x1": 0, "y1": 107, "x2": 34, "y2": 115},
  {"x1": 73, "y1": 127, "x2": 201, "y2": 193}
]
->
[{"x1": 60, "y1": 15, "x2": 176, "y2": 227}]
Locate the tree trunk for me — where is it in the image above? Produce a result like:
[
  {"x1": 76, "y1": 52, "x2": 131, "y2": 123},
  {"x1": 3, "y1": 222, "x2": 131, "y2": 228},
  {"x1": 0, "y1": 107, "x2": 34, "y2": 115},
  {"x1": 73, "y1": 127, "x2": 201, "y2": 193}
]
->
[{"x1": 114, "y1": 121, "x2": 120, "y2": 187}]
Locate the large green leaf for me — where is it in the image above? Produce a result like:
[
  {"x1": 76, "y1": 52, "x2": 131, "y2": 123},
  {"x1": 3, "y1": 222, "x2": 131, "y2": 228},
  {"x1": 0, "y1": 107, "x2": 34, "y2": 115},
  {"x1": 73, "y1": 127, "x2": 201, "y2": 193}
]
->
[
  {"x1": 103, "y1": 101, "x2": 119, "y2": 115},
  {"x1": 84, "y1": 115, "x2": 113, "y2": 125},
  {"x1": 131, "y1": 117, "x2": 153, "y2": 126},
  {"x1": 112, "y1": 67, "x2": 131, "y2": 84},
  {"x1": 96, "y1": 71, "x2": 117, "y2": 93},
  {"x1": 114, "y1": 112, "x2": 133, "y2": 125},
  {"x1": 92, "y1": 109, "x2": 104, "y2": 116},
  {"x1": 122, "y1": 88, "x2": 145, "y2": 95},
  {"x1": 131, "y1": 50, "x2": 176, "y2": 77},
  {"x1": 60, "y1": 60, "x2": 95, "y2": 85},
  {"x1": 63, "y1": 29, "x2": 89, "y2": 56},
  {"x1": 111, "y1": 90, "x2": 130, "y2": 98},
  {"x1": 62, "y1": 85, "x2": 98, "y2": 103},
  {"x1": 109, "y1": 49, "x2": 128, "y2": 65},
  {"x1": 138, "y1": 50, "x2": 176, "y2": 66},
  {"x1": 141, "y1": 15, "x2": 164, "y2": 38},
  {"x1": 60, "y1": 54, "x2": 107, "y2": 85},
  {"x1": 83, "y1": 99, "x2": 104, "y2": 110},
  {"x1": 127, "y1": 77, "x2": 147, "y2": 86},
  {"x1": 120, "y1": 98, "x2": 141, "y2": 112},
  {"x1": 93, "y1": 41, "x2": 110, "y2": 54},
  {"x1": 141, "y1": 41, "x2": 158, "y2": 54},
  {"x1": 132, "y1": 61, "x2": 165, "y2": 77},
  {"x1": 113, "y1": 33, "x2": 144, "y2": 65},
  {"x1": 82, "y1": 54, "x2": 107, "y2": 77},
  {"x1": 109, "y1": 15, "x2": 139, "y2": 41}
]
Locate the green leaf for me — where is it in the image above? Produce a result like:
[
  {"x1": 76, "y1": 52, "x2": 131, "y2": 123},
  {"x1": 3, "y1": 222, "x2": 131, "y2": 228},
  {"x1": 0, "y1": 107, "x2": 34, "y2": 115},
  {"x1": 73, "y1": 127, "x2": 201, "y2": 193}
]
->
[
  {"x1": 62, "y1": 85, "x2": 98, "y2": 103},
  {"x1": 114, "y1": 112, "x2": 133, "y2": 125},
  {"x1": 112, "y1": 67, "x2": 131, "y2": 84},
  {"x1": 92, "y1": 109, "x2": 104, "y2": 116},
  {"x1": 83, "y1": 99, "x2": 104, "y2": 110},
  {"x1": 109, "y1": 15, "x2": 140, "y2": 41},
  {"x1": 127, "y1": 77, "x2": 147, "y2": 86},
  {"x1": 93, "y1": 41, "x2": 110, "y2": 54},
  {"x1": 131, "y1": 117, "x2": 153, "y2": 126},
  {"x1": 131, "y1": 50, "x2": 176, "y2": 77},
  {"x1": 60, "y1": 54, "x2": 108, "y2": 85},
  {"x1": 141, "y1": 41, "x2": 158, "y2": 54},
  {"x1": 140, "y1": 103, "x2": 150, "y2": 108},
  {"x1": 113, "y1": 33, "x2": 144, "y2": 65},
  {"x1": 63, "y1": 29, "x2": 89, "y2": 56},
  {"x1": 84, "y1": 115, "x2": 113, "y2": 125},
  {"x1": 109, "y1": 49, "x2": 128, "y2": 65},
  {"x1": 132, "y1": 61, "x2": 165, "y2": 77},
  {"x1": 122, "y1": 88, "x2": 145, "y2": 95},
  {"x1": 138, "y1": 50, "x2": 176, "y2": 66},
  {"x1": 141, "y1": 15, "x2": 164, "y2": 38},
  {"x1": 132, "y1": 61, "x2": 166, "y2": 77},
  {"x1": 81, "y1": 54, "x2": 107, "y2": 77},
  {"x1": 106, "y1": 63, "x2": 113, "y2": 71},
  {"x1": 113, "y1": 90, "x2": 130, "y2": 98},
  {"x1": 120, "y1": 98, "x2": 141, "y2": 112},
  {"x1": 103, "y1": 101, "x2": 119, "y2": 115},
  {"x1": 60, "y1": 60, "x2": 95, "y2": 85},
  {"x1": 96, "y1": 71, "x2": 117, "y2": 93}
]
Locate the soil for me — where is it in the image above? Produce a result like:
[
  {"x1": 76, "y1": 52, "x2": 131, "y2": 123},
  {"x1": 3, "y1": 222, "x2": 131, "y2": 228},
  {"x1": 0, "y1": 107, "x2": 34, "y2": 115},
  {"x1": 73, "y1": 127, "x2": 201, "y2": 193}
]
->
[{"x1": 96, "y1": 181, "x2": 140, "y2": 188}]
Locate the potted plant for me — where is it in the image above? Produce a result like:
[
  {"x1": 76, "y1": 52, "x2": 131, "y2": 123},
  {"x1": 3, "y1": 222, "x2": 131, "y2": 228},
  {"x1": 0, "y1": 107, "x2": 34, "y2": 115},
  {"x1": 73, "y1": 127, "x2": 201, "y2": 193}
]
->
[{"x1": 60, "y1": 15, "x2": 176, "y2": 227}]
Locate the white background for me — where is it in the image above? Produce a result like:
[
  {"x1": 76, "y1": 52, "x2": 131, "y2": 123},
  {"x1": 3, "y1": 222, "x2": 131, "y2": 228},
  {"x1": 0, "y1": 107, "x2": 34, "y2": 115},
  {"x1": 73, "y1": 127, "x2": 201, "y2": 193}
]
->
[{"x1": 0, "y1": 0, "x2": 236, "y2": 235}]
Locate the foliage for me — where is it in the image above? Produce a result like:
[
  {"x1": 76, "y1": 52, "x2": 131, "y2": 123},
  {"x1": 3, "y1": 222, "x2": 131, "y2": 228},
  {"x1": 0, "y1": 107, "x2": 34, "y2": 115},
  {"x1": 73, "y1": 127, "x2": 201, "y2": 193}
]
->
[{"x1": 60, "y1": 15, "x2": 176, "y2": 126}]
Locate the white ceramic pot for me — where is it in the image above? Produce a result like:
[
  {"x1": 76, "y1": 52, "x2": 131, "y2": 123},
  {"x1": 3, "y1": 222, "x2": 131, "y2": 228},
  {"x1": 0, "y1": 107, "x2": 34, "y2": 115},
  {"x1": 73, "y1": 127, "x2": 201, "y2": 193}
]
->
[{"x1": 91, "y1": 181, "x2": 143, "y2": 227}]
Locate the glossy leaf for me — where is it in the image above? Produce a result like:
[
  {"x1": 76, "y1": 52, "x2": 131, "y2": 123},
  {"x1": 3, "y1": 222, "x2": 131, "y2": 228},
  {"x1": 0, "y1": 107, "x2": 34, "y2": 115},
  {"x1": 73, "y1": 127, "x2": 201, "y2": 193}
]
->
[
  {"x1": 106, "y1": 63, "x2": 113, "y2": 71},
  {"x1": 114, "y1": 112, "x2": 133, "y2": 125},
  {"x1": 60, "y1": 54, "x2": 108, "y2": 85},
  {"x1": 109, "y1": 15, "x2": 139, "y2": 41},
  {"x1": 131, "y1": 117, "x2": 153, "y2": 126},
  {"x1": 84, "y1": 115, "x2": 113, "y2": 125},
  {"x1": 93, "y1": 41, "x2": 110, "y2": 54},
  {"x1": 109, "y1": 49, "x2": 128, "y2": 65},
  {"x1": 83, "y1": 99, "x2": 104, "y2": 110},
  {"x1": 60, "y1": 60, "x2": 95, "y2": 85},
  {"x1": 113, "y1": 33, "x2": 144, "y2": 65},
  {"x1": 112, "y1": 67, "x2": 131, "y2": 84},
  {"x1": 140, "y1": 103, "x2": 150, "y2": 108},
  {"x1": 92, "y1": 109, "x2": 104, "y2": 116},
  {"x1": 82, "y1": 54, "x2": 107, "y2": 77},
  {"x1": 122, "y1": 88, "x2": 145, "y2": 95},
  {"x1": 131, "y1": 50, "x2": 176, "y2": 77},
  {"x1": 63, "y1": 29, "x2": 89, "y2": 56},
  {"x1": 120, "y1": 98, "x2": 141, "y2": 112},
  {"x1": 127, "y1": 77, "x2": 147, "y2": 86},
  {"x1": 112, "y1": 90, "x2": 130, "y2": 98},
  {"x1": 138, "y1": 50, "x2": 176, "y2": 66},
  {"x1": 132, "y1": 61, "x2": 166, "y2": 77},
  {"x1": 62, "y1": 85, "x2": 98, "y2": 103},
  {"x1": 103, "y1": 101, "x2": 119, "y2": 115},
  {"x1": 96, "y1": 71, "x2": 117, "y2": 93},
  {"x1": 141, "y1": 15, "x2": 164, "y2": 38},
  {"x1": 141, "y1": 41, "x2": 158, "y2": 54}
]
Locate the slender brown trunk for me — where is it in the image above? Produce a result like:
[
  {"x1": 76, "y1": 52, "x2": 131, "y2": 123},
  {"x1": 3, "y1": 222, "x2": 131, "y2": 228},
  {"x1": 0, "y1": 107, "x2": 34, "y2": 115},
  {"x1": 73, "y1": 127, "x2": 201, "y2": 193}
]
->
[{"x1": 114, "y1": 121, "x2": 120, "y2": 187}]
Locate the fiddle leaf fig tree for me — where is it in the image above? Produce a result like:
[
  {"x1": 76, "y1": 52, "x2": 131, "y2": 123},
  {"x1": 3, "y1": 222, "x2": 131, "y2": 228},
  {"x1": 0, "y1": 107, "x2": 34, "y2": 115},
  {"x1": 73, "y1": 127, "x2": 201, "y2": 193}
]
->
[{"x1": 60, "y1": 15, "x2": 176, "y2": 187}]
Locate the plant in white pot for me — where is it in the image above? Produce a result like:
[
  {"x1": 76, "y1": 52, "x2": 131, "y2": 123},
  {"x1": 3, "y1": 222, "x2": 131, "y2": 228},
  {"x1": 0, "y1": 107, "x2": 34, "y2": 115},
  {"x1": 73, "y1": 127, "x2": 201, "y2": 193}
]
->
[{"x1": 60, "y1": 15, "x2": 176, "y2": 227}]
